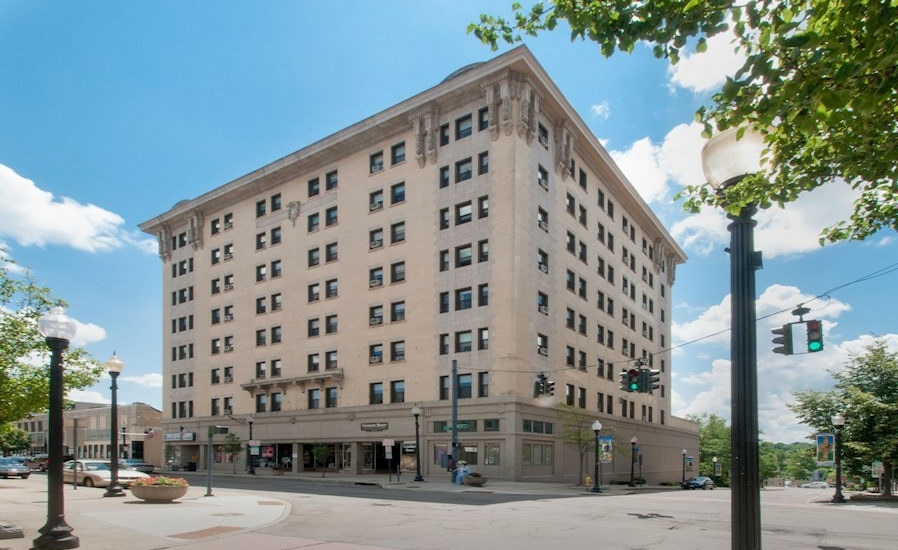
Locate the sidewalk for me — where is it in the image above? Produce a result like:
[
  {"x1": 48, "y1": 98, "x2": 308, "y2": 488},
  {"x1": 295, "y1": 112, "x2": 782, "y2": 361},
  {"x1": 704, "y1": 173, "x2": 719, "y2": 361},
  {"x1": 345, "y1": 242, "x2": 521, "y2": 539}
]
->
[{"x1": 0, "y1": 471, "x2": 636, "y2": 550}]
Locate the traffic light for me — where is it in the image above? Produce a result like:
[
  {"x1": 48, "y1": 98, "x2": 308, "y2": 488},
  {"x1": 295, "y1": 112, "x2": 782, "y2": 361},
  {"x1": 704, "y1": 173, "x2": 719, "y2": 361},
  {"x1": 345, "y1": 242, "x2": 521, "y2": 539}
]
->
[
  {"x1": 771, "y1": 324, "x2": 794, "y2": 355},
  {"x1": 533, "y1": 373, "x2": 547, "y2": 397},
  {"x1": 545, "y1": 379, "x2": 555, "y2": 396},
  {"x1": 621, "y1": 367, "x2": 640, "y2": 392},
  {"x1": 642, "y1": 369, "x2": 661, "y2": 393},
  {"x1": 806, "y1": 320, "x2": 824, "y2": 352}
]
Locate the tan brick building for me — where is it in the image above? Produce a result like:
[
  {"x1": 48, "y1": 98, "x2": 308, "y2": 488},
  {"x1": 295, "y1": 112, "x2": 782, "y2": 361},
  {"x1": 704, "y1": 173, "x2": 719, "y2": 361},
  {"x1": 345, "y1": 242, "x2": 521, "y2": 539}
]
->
[{"x1": 139, "y1": 46, "x2": 696, "y2": 483}]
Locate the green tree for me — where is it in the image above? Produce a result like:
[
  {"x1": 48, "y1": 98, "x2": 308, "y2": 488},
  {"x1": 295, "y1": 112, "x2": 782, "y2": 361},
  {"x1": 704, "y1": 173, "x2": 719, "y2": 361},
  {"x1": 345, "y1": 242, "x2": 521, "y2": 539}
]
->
[
  {"x1": 470, "y1": 1, "x2": 898, "y2": 243},
  {"x1": 223, "y1": 433, "x2": 243, "y2": 474},
  {"x1": 557, "y1": 404, "x2": 600, "y2": 485},
  {"x1": 0, "y1": 252, "x2": 103, "y2": 425},
  {"x1": 687, "y1": 412, "x2": 730, "y2": 485},
  {"x1": 0, "y1": 425, "x2": 31, "y2": 454},
  {"x1": 780, "y1": 443, "x2": 816, "y2": 482},
  {"x1": 758, "y1": 441, "x2": 781, "y2": 484},
  {"x1": 790, "y1": 339, "x2": 898, "y2": 495},
  {"x1": 312, "y1": 444, "x2": 329, "y2": 477}
]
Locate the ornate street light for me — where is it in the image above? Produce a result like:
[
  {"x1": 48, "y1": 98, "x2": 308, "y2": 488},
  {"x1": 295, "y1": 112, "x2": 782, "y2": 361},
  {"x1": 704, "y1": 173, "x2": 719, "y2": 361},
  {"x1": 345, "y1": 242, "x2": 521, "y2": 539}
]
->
[
  {"x1": 412, "y1": 406, "x2": 424, "y2": 482},
  {"x1": 832, "y1": 413, "x2": 846, "y2": 503},
  {"x1": 702, "y1": 125, "x2": 768, "y2": 550},
  {"x1": 629, "y1": 436, "x2": 638, "y2": 487},
  {"x1": 591, "y1": 420, "x2": 603, "y2": 493},
  {"x1": 103, "y1": 353, "x2": 125, "y2": 497},
  {"x1": 682, "y1": 448, "x2": 688, "y2": 484},
  {"x1": 34, "y1": 306, "x2": 80, "y2": 549},
  {"x1": 713, "y1": 456, "x2": 719, "y2": 486}
]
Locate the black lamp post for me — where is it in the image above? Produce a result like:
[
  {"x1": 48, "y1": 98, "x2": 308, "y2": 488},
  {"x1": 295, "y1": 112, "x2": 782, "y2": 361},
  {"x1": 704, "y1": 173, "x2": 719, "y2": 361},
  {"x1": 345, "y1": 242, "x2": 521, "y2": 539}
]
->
[
  {"x1": 34, "y1": 306, "x2": 79, "y2": 550},
  {"x1": 247, "y1": 416, "x2": 255, "y2": 475},
  {"x1": 628, "y1": 436, "x2": 638, "y2": 487},
  {"x1": 702, "y1": 126, "x2": 768, "y2": 550},
  {"x1": 591, "y1": 420, "x2": 602, "y2": 493},
  {"x1": 682, "y1": 448, "x2": 687, "y2": 484},
  {"x1": 412, "y1": 406, "x2": 424, "y2": 482},
  {"x1": 832, "y1": 413, "x2": 846, "y2": 503},
  {"x1": 103, "y1": 354, "x2": 125, "y2": 497},
  {"x1": 713, "y1": 456, "x2": 719, "y2": 486}
]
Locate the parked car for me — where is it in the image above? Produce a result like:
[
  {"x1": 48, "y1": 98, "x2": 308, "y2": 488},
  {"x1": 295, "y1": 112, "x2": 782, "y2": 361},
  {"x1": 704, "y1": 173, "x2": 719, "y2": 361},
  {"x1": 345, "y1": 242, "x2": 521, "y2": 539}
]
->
[
  {"x1": 24, "y1": 454, "x2": 49, "y2": 471},
  {"x1": 119, "y1": 459, "x2": 155, "y2": 474},
  {"x1": 799, "y1": 481, "x2": 829, "y2": 489},
  {"x1": 0, "y1": 457, "x2": 32, "y2": 479},
  {"x1": 62, "y1": 459, "x2": 150, "y2": 488},
  {"x1": 682, "y1": 476, "x2": 716, "y2": 490}
]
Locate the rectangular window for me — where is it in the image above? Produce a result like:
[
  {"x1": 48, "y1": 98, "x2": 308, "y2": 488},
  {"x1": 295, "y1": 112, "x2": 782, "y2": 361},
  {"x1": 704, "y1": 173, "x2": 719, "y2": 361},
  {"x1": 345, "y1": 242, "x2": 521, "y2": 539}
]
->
[
  {"x1": 370, "y1": 151, "x2": 384, "y2": 173},
  {"x1": 325, "y1": 206, "x2": 338, "y2": 226},
  {"x1": 391, "y1": 182, "x2": 405, "y2": 204},
  {"x1": 325, "y1": 314, "x2": 338, "y2": 334},
  {"x1": 456, "y1": 331, "x2": 473, "y2": 353},
  {"x1": 256, "y1": 199, "x2": 266, "y2": 218},
  {"x1": 390, "y1": 261, "x2": 405, "y2": 283},
  {"x1": 390, "y1": 340, "x2": 405, "y2": 361},
  {"x1": 391, "y1": 142, "x2": 406, "y2": 165},
  {"x1": 478, "y1": 151, "x2": 489, "y2": 174},
  {"x1": 308, "y1": 213, "x2": 320, "y2": 232},
  {"x1": 478, "y1": 196, "x2": 489, "y2": 218},
  {"x1": 478, "y1": 283, "x2": 489, "y2": 306},
  {"x1": 456, "y1": 245, "x2": 472, "y2": 267},
  {"x1": 325, "y1": 387, "x2": 337, "y2": 408},
  {"x1": 456, "y1": 287, "x2": 473, "y2": 310},
  {"x1": 455, "y1": 114, "x2": 472, "y2": 139},
  {"x1": 326, "y1": 170, "x2": 338, "y2": 190},
  {"x1": 391, "y1": 301, "x2": 406, "y2": 322},
  {"x1": 308, "y1": 248, "x2": 320, "y2": 267},
  {"x1": 439, "y1": 124, "x2": 449, "y2": 146},
  {"x1": 456, "y1": 202, "x2": 472, "y2": 225},
  {"x1": 308, "y1": 389, "x2": 320, "y2": 410},
  {"x1": 439, "y1": 166, "x2": 450, "y2": 188},
  {"x1": 391, "y1": 222, "x2": 405, "y2": 243},
  {"x1": 308, "y1": 283, "x2": 320, "y2": 302},
  {"x1": 370, "y1": 190, "x2": 384, "y2": 210},
  {"x1": 478, "y1": 107, "x2": 489, "y2": 130},
  {"x1": 308, "y1": 318, "x2": 320, "y2": 337},
  {"x1": 370, "y1": 383, "x2": 384, "y2": 405},
  {"x1": 325, "y1": 242, "x2": 338, "y2": 262},
  {"x1": 478, "y1": 372, "x2": 490, "y2": 397},
  {"x1": 325, "y1": 279, "x2": 338, "y2": 298},
  {"x1": 458, "y1": 373, "x2": 473, "y2": 398},
  {"x1": 308, "y1": 177, "x2": 320, "y2": 197},
  {"x1": 308, "y1": 353, "x2": 320, "y2": 372},
  {"x1": 271, "y1": 226, "x2": 282, "y2": 245},
  {"x1": 455, "y1": 158, "x2": 473, "y2": 182},
  {"x1": 390, "y1": 380, "x2": 405, "y2": 403}
]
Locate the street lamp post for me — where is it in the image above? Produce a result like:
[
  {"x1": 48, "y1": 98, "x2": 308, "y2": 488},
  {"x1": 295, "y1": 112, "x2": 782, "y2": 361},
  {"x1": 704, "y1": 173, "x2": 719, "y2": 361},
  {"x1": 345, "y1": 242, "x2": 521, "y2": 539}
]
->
[
  {"x1": 103, "y1": 354, "x2": 125, "y2": 497},
  {"x1": 702, "y1": 126, "x2": 768, "y2": 550},
  {"x1": 832, "y1": 413, "x2": 846, "y2": 503},
  {"x1": 591, "y1": 420, "x2": 603, "y2": 493},
  {"x1": 713, "y1": 456, "x2": 719, "y2": 486},
  {"x1": 412, "y1": 406, "x2": 424, "y2": 482},
  {"x1": 629, "y1": 436, "x2": 638, "y2": 487},
  {"x1": 247, "y1": 416, "x2": 255, "y2": 475},
  {"x1": 682, "y1": 449, "x2": 687, "y2": 484},
  {"x1": 34, "y1": 306, "x2": 80, "y2": 550}
]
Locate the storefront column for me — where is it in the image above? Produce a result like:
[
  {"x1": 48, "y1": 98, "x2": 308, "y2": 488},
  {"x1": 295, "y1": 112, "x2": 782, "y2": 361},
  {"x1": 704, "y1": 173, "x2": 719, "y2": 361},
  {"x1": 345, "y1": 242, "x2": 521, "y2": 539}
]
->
[{"x1": 350, "y1": 441, "x2": 363, "y2": 474}]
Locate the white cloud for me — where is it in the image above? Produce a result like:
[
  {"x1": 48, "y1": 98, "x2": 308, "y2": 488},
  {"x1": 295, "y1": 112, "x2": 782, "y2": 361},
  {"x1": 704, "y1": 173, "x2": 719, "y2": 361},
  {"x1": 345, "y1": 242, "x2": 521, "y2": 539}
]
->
[
  {"x1": 68, "y1": 389, "x2": 109, "y2": 404},
  {"x1": 121, "y1": 372, "x2": 163, "y2": 389},
  {"x1": 0, "y1": 163, "x2": 156, "y2": 254},
  {"x1": 670, "y1": 284, "x2": 891, "y2": 443},
  {"x1": 671, "y1": 180, "x2": 860, "y2": 259},
  {"x1": 70, "y1": 319, "x2": 107, "y2": 348},
  {"x1": 590, "y1": 101, "x2": 610, "y2": 120},
  {"x1": 668, "y1": 32, "x2": 746, "y2": 93},
  {"x1": 608, "y1": 122, "x2": 706, "y2": 204}
]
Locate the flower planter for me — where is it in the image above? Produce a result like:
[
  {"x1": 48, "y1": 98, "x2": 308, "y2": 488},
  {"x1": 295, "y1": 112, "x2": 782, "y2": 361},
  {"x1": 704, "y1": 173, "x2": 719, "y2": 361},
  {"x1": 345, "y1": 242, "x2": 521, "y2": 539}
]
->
[
  {"x1": 130, "y1": 484, "x2": 189, "y2": 503},
  {"x1": 463, "y1": 476, "x2": 488, "y2": 487}
]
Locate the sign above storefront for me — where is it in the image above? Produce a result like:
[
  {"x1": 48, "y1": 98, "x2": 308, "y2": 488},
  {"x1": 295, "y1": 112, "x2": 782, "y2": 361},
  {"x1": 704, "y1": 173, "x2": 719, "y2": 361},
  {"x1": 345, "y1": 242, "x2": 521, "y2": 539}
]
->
[{"x1": 360, "y1": 422, "x2": 388, "y2": 432}]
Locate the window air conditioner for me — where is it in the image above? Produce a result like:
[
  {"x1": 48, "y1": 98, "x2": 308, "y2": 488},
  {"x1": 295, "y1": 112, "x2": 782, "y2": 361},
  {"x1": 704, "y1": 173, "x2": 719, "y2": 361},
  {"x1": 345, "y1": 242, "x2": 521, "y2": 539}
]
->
[
  {"x1": 538, "y1": 346, "x2": 548, "y2": 356},
  {"x1": 539, "y1": 305, "x2": 549, "y2": 315},
  {"x1": 369, "y1": 279, "x2": 382, "y2": 287},
  {"x1": 369, "y1": 356, "x2": 382, "y2": 364},
  {"x1": 369, "y1": 317, "x2": 383, "y2": 326}
]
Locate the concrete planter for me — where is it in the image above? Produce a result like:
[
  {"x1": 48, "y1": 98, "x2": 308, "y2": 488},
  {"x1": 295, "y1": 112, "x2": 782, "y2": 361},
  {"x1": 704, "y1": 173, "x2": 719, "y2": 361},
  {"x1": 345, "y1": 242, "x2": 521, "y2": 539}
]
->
[
  {"x1": 463, "y1": 475, "x2": 488, "y2": 487},
  {"x1": 130, "y1": 484, "x2": 189, "y2": 503}
]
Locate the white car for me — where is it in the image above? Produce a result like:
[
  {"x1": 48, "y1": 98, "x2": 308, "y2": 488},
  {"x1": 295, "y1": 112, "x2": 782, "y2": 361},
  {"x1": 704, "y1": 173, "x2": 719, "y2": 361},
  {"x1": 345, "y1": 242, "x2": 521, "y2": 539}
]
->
[
  {"x1": 799, "y1": 481, "x2": 829, "y2": 489},
  {"x1": 62, "y1": 459, "x2": 151, "y2": 488}
]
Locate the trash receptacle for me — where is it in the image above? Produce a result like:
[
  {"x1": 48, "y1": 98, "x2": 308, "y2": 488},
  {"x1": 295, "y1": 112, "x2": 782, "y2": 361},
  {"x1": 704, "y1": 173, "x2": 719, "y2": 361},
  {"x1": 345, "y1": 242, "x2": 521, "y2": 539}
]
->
[{"x1": 187, "y1": 462, "x2": 197, "y2": 471}]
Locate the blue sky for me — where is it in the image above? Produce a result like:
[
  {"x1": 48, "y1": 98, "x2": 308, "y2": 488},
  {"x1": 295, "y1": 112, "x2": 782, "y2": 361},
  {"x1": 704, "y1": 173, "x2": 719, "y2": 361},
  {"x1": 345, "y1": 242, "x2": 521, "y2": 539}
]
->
[{"x1": 2, "y1": 1, "x2": 895, "y2": 443}]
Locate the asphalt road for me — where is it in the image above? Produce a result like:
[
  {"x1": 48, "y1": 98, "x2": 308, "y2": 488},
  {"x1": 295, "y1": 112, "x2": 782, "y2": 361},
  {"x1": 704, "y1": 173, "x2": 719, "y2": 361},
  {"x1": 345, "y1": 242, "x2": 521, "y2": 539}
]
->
[{"x1": 174, "y1": 472, "x2": 898, "y2": 550}]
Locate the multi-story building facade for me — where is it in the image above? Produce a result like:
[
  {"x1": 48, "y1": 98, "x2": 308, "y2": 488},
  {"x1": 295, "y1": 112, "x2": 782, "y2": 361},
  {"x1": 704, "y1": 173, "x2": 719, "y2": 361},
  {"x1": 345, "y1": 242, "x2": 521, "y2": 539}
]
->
[
  {"x1": 140, "y1": 46, "x2": 695, "y2": 482},
  {"x1": 14, "y1": 402, "x2": 163, "y2": 466}
]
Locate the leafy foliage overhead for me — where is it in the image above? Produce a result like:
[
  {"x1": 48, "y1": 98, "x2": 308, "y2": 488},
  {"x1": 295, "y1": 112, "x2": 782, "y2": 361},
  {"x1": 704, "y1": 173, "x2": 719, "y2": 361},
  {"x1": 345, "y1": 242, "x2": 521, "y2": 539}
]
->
[
  {"x1": 0, "y1": 252, "x2": 103, "y2": 425},
  {"x1": 469, "y1": 1, "x2": 898, "y2": 243}
]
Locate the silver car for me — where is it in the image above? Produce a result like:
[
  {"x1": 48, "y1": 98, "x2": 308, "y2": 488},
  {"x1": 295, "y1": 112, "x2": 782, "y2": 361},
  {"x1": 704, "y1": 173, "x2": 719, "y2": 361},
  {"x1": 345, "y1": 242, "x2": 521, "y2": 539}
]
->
[
  {"x1": 62, "y1": 459, "x2": 150, "y2": 488},
  {"x1": 0, "y1": 457, "x2": 31, "y2": 479}
]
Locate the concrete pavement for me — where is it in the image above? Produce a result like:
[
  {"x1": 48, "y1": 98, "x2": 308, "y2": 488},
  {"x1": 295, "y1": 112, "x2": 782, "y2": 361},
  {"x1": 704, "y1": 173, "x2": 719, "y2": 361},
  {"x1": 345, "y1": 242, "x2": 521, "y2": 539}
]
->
[{"x1": 1, "y1": 471, "x2": 614, "y2": 550}]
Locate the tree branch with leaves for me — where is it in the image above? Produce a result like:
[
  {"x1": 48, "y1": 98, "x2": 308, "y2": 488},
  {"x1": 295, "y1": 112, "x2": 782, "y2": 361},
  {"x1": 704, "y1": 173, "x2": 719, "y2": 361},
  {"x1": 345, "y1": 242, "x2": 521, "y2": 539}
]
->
[{"x1": 470, "y1": 1, "x2": 898, "y2": 243}]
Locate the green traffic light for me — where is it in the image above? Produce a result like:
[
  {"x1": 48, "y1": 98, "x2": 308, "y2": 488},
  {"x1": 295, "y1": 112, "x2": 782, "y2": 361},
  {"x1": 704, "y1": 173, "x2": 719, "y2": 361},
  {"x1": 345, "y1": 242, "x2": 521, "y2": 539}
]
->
[
  {"x1": 808, "y1": 341, "x2": 822, "y2": 352},
  {"x1": 629, "y1": 382, "x2": 639, "y2": 390}
]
